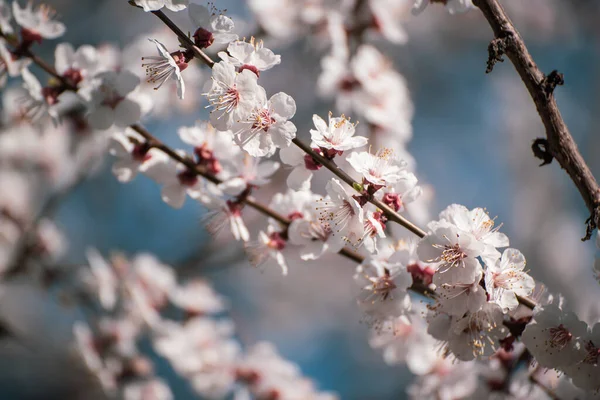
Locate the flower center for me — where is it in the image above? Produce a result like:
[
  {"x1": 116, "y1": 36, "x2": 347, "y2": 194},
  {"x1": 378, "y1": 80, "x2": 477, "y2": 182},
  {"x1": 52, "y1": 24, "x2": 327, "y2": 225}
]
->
[
  {"x1": 547, "y1": 324, "x2": 572, "y2": 349},
  {"x1": 304, "y1": 150, "x2": 323, "y2": 171},
  {"x1": 267, "y1": 232, "x2": 286, "y2": 251},
  {"x1": 99, "y1": 84, "x2": 124, "y2": 109},
  {"x1": 208, "y1": 83, "x2": 239, "y2": 114},
  {"x1": 439, "y1": 243, "x2": 467, "y2": 267},
  {"x1": 194, "y1": 143, "x2": 221, "y2": 175},
  {"x1": 370, "y1": 269, "x2": 396, "y2": 301},
  {"x1": 251, "y1": 108, "x2": 275, "y2": 132},
  {"x1": 583, "y1": 340, "x2": 600, "y2": 365},
  {"x1": 177, "y1": 169, "x2": 198, "y2": 187},
  {"x1": 63, "y1": 68, "x2": 83, "y2": 86}
]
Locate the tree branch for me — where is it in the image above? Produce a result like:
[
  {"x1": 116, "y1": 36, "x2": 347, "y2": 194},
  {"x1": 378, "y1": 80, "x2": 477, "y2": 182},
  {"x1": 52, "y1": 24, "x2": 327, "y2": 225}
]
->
[{"x1": 473, "y1": 0, "x2": 600, "y2": 241}]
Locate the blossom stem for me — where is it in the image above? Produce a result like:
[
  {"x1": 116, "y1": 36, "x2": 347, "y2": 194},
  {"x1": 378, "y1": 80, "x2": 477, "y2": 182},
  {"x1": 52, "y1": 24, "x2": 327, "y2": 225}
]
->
[
  {"x1": 150, "y1": 10, "x2": 215, "y2": 68},
  {"x1": 473, "y1": 0, "x2": 600, "y2": 241}
]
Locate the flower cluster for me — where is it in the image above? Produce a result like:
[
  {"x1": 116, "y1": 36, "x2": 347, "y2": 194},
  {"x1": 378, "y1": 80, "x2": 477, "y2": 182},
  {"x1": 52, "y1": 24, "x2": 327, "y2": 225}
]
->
[{"x1": 75, "y1": 250, "x2": 335, "y2": 399}]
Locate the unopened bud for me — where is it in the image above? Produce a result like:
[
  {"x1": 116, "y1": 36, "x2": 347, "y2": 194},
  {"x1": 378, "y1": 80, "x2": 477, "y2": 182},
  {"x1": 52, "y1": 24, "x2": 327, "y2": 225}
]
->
[{"x1": 193, "y1": 27, "x2": 214, "y2": 49}]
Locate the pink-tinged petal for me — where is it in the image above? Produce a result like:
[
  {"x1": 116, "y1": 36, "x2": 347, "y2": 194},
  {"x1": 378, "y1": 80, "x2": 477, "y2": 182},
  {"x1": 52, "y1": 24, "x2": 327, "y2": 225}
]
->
[
  {"x1": 54, "y1": 43, "x2": 74, "y2": 75},
  {"x1": 226, "y1": 41, "x2": 254, "y2": 63},
  {"x1": 236, "y1": 129, "x2": 275, "y2": 158},
  {"x1": 211, "y1": 61, "x2": 236, "y2": 87},
  {"x1": 269, "y1": 121, "x2": 296, "y2": 148},
  {"x1": 255, "y1": 48, "x2": 281, "y2": 70},
  {"x1": 286, "y1": 167, "x2": 312, "y2": 191},
  {"x1": 269, "y1": 92, "x2": 296, "y2": 120},
  {"x1": 312, "y1": 114, "x2": 328, "y2": 133},
  {"x1": 279, "y1": 145, "x2": 304, "y2": 166}
]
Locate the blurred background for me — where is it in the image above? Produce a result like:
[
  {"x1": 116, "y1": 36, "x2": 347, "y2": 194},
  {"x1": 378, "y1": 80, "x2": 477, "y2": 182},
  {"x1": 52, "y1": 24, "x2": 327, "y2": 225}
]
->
[{"x1": 1, "y1": 0, "x2": 600, "y2": 398}]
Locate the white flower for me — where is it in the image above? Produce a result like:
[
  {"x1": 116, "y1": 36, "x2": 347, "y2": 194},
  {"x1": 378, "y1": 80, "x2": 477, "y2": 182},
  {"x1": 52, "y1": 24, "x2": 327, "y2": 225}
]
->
[
  {"x1": 134, "y1": 0, "x2": 189, "y2": 12},
  {"x1": 142, "y1": 38, "x2": 186, "y2": 99},
  {"x1": 412, "y1": 0, "x2": 473, "y2": 15},
  {"x1": 218, "y1": 38, "x2": 281, "y2": 73},
  {"x1": 153, "y1": 317, "x2": 239, "y2": 397},
  {"x1": 369, "y1": 315, "x2": 419, "y2": 366},
  {"x1": 204, "y1": 61, "x2": 264, "y2": 131},
  {"x1": 80, "y1": 70, "x2": 143, "y2": 130},
  {"x1": 439, "y1": 204, "x2": 509, "y2": 265},
  {"x1": 272, "y1": 189, "x2": 342, "y2": 260},
  {"x1": 108, "y1": 128, "x2": 161, "y2": 183},
  {"x1": 428, "y1": 303, "x2": 506, "y2": 361},
  {"x1": 218, "y1": 155, "x2": 279, "y2": 196},
  {"x1": 407, "y1": 358, "x2": 478, "y2": 399},
  {"x1": 168, "y1": 280, "x2": 226, "y2": 315},
  {"x1": 434, "y1": 269, "x2": 486, "y2": 317},
  {"x1": 189, "y1": 3, "x2": 237, "y2": 48},
  {"x1": 417, "y1": 220, "x2": 484, "y2": 283},
  {"x1": 233, "y1": 92, "x2": 297, "y2": 157},
  {"x1": 12, "y1": 1, "x2": 65, "y2": 40},
  {"x1": 484, "y1": 248, "x2": 535, "y2": 312},
  {"x1": 358, "y1": 206, "x2": 387, "y2": 253},
  {"x1": 80, "y1": 248, "x2": 118, "y2": 310},
  {"x1": 347, "y1": 148, "x2": 406, "y2": 188},
  {"x1": 123, "y1": 379, "x2": 173, "y2": 400},
  {"x1": 310, "y1": 113, "x2": 367, "y2": 155},
  {"x1": 522, "y1": 304, "x2": 588, "y2": 369},
  {"x1": 354, "y1": 253, "x2": 413, "y2": 322},
  {"x1": 317, "y1": 178, "x2": 364, "y2": 249},
  {"x1": 564, "y1": 322, "x2": 600, "y2": 391},
  {"x1": 178, "y1": 120, "x2": 240, "y2": 175},
  {"x1": 245, "y1": 227, "x2": 289, "y2": 275},
  {"x1": 142, "y1": 151, "x2": 213, "y2": 209},
  {"x1": 54, "y1": 43, "x2": 99, "y2": 87}
]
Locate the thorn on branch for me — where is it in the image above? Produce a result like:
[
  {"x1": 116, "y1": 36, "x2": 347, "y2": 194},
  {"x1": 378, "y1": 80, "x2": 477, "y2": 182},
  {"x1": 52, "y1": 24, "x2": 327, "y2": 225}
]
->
[
  {"x1": 582, "y1": 205, "x2": 600, "y2": 241},
  {"x1": 486, "y1": 37, "x2": 507, "y2": 73},
  {"x1": 531, "y1": 138, "x2": 553, "y2": 166},
  {"x1": 541, "y1": 70, "x2": 564, "y2": 96}
]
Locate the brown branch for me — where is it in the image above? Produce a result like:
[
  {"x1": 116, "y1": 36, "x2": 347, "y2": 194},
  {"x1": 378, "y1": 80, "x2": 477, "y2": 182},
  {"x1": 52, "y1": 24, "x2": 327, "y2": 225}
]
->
[{"x1": 473, "y1": 0, "x2": 600, "y2": 241}]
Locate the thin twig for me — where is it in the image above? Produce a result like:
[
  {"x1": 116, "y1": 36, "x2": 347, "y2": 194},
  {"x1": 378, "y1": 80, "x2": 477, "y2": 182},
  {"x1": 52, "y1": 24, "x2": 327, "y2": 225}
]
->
[
  {"x1": 473, "y1": 0, "x2": 600, "y2": 241},
  {"x1": 291, "y1": 138, "x2": 428, "y2": 238}
]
